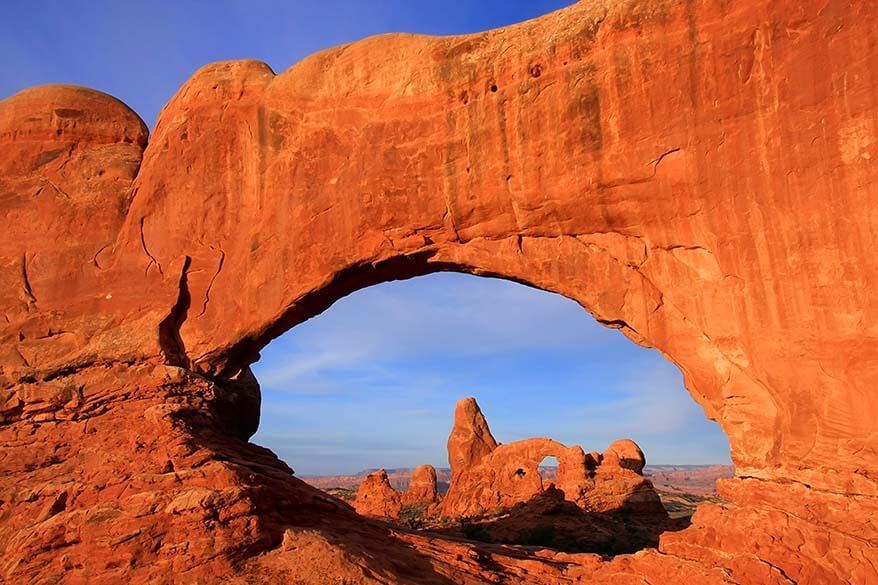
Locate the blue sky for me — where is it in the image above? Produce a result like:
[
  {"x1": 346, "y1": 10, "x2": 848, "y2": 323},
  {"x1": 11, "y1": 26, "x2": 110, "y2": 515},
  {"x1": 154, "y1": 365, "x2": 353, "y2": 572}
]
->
[
  {"x1": 2, "y1": 1, "x2": 730, "y2": 475},
  {"x1": 1, "y1": 0, "x2": 575, "y2": 127},
  {"x1": 253, "y1": 274, "x2": 730, "y2": 475}
]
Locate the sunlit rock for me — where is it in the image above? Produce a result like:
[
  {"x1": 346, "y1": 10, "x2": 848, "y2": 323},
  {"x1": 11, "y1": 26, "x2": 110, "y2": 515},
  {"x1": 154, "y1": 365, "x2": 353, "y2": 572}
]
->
[{"x1": 1, "y1": 0, "x2": 876, "y2": 582}]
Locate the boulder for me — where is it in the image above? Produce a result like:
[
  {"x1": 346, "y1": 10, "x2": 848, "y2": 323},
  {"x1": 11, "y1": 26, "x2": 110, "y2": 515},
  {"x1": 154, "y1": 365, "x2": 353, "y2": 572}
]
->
[
  {"x1": 354, "y1": 469, "x2": 402, "y2": 520},
  {"x1": 401, "y1": 464, "x2": 440, "y2": 506},
  {"x1": 602, "y1": 439, "x2": 646, "y2": 474}
]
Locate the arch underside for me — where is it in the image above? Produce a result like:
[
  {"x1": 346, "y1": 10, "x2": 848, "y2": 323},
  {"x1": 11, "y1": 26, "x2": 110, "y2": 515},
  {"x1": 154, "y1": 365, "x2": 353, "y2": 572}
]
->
[{"x1": 0, "y1": 0, "x2": 876, "y2": 582}]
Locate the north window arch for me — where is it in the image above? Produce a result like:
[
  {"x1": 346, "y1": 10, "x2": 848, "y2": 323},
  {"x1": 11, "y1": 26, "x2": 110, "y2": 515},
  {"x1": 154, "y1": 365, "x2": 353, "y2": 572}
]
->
[{"x1": 247, "y1": 271, "x2": 732, "y2": 554}]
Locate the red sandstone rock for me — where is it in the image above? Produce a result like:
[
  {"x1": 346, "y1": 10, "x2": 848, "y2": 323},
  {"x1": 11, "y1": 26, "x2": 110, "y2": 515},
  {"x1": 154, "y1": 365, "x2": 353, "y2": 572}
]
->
[
  {"x1": 440, "y1": 398, "x2": 665, "y2": 519},
  {"x1": 602, "y1": 439, "x2": 646, "y2": 474},
  {"x1": 0, "y1": 0, "x2": 877, "y2": 583},
  {"x1": 303, "y1": 467, "x2": 451, "y2": 492},
  {"x1": 354, "y1": 469, "x2": 401, "y2": 520},
  {"x1": 447, "y1": 397, "x2": 498, "y2": 485},
  {"x1": 401, "y1": 464, "x2": 440, "y2": 506},
  {"x1": 438, "y1": 485, "x2": 678, "y2": 555}
]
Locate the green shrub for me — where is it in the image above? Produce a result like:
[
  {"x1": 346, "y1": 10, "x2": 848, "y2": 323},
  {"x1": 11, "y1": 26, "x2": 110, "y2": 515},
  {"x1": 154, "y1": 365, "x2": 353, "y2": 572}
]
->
[
  {"x1": 399, "y1": 504, "x2": 427, "y2": 529},
  {"x1": 460, "y1": 519, "x2": 492, "y2": 543}
]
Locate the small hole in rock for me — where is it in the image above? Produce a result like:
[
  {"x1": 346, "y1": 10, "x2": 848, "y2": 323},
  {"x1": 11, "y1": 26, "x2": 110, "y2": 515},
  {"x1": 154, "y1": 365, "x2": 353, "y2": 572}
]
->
[
  {"x1": 539, "y1": 456, "x2": 558, "y2": 482},
  {"x1": 490, "y1": 84, "x2": 498, "y2": 93},
  {"x1": 530, "y1": 64, "x2": 542, "y2": 78}
]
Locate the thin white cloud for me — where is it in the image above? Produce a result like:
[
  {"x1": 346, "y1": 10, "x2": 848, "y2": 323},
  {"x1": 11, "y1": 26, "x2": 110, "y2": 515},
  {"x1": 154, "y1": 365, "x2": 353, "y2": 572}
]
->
[
  {"x1": 543, "y1": 364, "x2": 730, "y2": 464},
  {"x1": 252, "y1": 274, "x2": 731, "y2": 473},
  {"x1": 577, "y1": 365, "x2": 699, "y2": 436},
  {"x1": 255, "y1": 274, "x2": 605, "y2": 391}
]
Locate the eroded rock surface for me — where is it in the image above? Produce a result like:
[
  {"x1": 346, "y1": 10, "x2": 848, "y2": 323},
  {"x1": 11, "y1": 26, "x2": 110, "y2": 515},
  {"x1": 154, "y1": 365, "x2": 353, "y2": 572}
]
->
[
  {"x1": 435, "y1": 398, "x2": 672, "y2": 553},
  {"x1": 441, "y1": 398, "x2": 665, "y2": 518},
  {"x1": 1, "y1": 0, "x2": 877, "y2": 583},
  {"x1": 603, "y1": 439, "x2": 646, "y2": 474},
  {"x1": 447, "y1": 396, "x2": 499, "y2": 485},
  {"x1": 401, "y1": 464, "x2": 440, "y2": 506},
  {"x1": 354, "y1": 469, "x2": 402, "y2": 520}
]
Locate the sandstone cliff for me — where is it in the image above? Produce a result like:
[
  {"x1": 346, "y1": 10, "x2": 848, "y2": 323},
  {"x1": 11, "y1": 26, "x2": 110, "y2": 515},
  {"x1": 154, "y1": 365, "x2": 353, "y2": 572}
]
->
[{"x1": 1, "y1": 0, "x2": 876, "y2": 583}]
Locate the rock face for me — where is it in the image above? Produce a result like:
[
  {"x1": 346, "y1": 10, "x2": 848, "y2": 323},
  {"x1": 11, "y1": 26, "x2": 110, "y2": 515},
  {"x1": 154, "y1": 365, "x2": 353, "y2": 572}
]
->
[
  {"x1": 447, "y1": 397, "x2": 499, "y2": 485},
  {"x1": 440, "y1": 398, "x2": 665, "y2": 518},
  {"x1": 1, "y1": 0, "x2": 877, "y2": 583},
  {"x1": 438, "y1": 485, "x2": 677, "y2": 555},
  {"x1": 401, "y1": 464, "x2": 440, "y2": 506},
  {"x1": 603, "y1": 439, "x2": 646, "y2": 474},
  {"x1": 354, "y1": 469, "x2": 402, "y2": 520}
]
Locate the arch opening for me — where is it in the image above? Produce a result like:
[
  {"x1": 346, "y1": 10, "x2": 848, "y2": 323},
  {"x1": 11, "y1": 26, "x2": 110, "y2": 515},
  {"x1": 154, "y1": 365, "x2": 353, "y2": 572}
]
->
[
  {"x1": 248, "y1": 271, "x2": 732, "y2": 555},
  {"x1": 538, "y1": 456, "x2": 559, "y2": 484}
]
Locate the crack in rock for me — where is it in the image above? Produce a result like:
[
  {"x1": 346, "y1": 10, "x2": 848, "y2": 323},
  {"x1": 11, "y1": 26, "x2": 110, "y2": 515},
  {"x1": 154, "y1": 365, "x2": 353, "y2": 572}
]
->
[
  {"x1": 197, "y1": 249, "x2": 225, "y2": 318},
  {"x1": 139, "y1": 217, "x2": 163, "y2": 276}
]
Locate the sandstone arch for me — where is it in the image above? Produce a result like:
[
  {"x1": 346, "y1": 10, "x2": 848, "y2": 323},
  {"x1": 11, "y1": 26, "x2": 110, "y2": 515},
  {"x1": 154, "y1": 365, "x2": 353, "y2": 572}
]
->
[
  {"x1": 444, "y1": 436, "x2": 583, "y2": 517},
  {"x1": 1, "y1": 0, "x2": 876, "y2": 583},
  {"x1": 440, "y1": 397, "x2": 665, "y2": 519}
]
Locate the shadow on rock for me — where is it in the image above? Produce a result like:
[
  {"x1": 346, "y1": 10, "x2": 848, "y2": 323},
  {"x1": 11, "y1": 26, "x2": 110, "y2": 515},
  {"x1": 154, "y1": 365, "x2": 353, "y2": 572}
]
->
[{"x1": 432, "y1": 485, "x2": 690, "y2": 556}]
